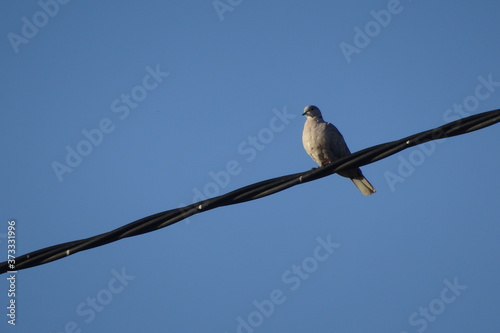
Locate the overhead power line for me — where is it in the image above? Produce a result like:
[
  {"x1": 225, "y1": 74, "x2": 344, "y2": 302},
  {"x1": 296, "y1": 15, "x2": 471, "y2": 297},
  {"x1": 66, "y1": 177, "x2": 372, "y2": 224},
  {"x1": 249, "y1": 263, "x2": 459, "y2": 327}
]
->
[{"x1": 1, "y1": 109, "x2": 499, "y2": 274}]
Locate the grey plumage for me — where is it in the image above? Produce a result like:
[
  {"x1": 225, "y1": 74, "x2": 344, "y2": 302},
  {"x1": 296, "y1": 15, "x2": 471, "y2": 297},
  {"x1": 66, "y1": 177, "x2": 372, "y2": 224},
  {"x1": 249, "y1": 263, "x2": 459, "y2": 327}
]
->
[{"x1": 302, "y1": 105, "x2": 376, "y2": 196}]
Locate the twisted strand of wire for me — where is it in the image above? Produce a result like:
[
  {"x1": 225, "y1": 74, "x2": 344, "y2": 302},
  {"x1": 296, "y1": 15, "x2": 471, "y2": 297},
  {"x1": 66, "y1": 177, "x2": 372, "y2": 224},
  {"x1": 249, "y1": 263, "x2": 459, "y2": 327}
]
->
[{"x1": 2, "y1": 109, "x2": 499, "y2": 274}]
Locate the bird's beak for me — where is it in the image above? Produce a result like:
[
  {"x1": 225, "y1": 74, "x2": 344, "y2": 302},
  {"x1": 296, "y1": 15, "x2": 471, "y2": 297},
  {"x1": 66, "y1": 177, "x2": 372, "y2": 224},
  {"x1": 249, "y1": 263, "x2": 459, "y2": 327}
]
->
[{"x1": 302, "y1": 111, "x2": 307, "y2": 116}]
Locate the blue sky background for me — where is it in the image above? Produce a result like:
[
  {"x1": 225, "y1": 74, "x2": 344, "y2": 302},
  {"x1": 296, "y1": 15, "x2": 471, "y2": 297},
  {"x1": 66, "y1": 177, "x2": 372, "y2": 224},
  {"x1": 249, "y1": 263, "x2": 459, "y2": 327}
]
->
[{"x1": 1, "y1": 1, "x2": 500, "y2": 332}]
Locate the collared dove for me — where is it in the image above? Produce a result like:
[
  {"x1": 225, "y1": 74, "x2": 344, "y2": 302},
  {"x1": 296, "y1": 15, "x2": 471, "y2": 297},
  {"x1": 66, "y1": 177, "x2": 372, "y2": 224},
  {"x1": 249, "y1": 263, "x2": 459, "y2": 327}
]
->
[{"x1": 302, "y1": 105, "x2": 376, "y2": 196}]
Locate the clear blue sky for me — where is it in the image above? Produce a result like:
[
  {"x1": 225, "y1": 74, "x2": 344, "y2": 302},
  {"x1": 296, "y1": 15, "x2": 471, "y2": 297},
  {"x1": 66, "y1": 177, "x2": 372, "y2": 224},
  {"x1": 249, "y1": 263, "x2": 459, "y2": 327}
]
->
[{"x1": 1, "y1": 1, "x2": 499, "y2": 332}]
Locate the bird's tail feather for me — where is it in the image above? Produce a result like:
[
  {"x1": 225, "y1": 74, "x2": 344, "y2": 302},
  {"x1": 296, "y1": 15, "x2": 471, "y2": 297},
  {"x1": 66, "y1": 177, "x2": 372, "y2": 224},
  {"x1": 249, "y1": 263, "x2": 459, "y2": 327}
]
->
[{"x1": 351, "y1": 177, "x2": 376, "y2": 196}]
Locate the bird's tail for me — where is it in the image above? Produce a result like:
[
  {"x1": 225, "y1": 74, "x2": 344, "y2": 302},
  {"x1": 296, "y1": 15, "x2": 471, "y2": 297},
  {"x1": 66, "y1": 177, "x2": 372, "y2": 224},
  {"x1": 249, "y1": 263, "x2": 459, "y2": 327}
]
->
[{"x1": 351, "y1": 177, "x2": 376, "y2": 196}]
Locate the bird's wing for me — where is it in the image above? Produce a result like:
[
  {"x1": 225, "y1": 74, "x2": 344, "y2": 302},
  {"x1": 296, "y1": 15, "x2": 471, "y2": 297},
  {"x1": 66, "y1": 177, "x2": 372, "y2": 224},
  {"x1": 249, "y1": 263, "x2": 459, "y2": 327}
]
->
[
  {"x1": 324, "y1": 122, "x2": 365, "y2": 179},
  {"x1": 324, "y1": 122, "x2": 352, "y2": 158}
]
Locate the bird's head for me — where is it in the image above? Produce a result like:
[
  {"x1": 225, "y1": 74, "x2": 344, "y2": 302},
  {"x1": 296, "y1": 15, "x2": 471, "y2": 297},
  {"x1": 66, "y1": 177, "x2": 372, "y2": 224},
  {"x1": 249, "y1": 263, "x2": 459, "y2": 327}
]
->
[{"x1": 302, "y1": 105, "x2": 323, "y2": 119}]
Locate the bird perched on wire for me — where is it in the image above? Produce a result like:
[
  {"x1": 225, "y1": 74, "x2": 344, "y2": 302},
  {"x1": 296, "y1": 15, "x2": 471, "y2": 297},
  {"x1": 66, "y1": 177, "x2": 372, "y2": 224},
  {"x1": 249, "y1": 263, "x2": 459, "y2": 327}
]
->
[{"x1": 302, "y1": 105, "x2": 376, "y2": 196}]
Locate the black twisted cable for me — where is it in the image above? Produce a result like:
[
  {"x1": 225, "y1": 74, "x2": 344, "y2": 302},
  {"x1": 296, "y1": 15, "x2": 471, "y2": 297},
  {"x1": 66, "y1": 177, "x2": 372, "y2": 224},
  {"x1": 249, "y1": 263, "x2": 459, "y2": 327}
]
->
[{"x1": 1, "y1": 109, "x2": 499, "y2": 274}]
